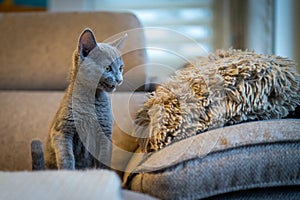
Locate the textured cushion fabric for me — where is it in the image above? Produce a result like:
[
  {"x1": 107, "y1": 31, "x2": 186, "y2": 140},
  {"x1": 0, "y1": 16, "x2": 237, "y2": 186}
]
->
[
  {"x1": 0, "y1": 91, "x2": 143, "y2": 171},
  {"x1": 0, "y1": 91, "x2": 62, "y2": 171},
  {"x1": 130, "y1": 141, "x2": 300, "y2": 199},
  {"x1": 127, "y1": 119, "x2": 300, "y2": 199},
  {"x1": 111, "y1": 92, "x2": 146, "y2": 172},
  {"x1": 0, "y1": 12, "x2": 147, "y2": 91},
  {"x1": 126, "y1": 119, "x2": 300, "y2": 172},
  {"x1": 0, "y1": 170, "x2": 158, "y2": 200},
  {"x1": 205, "y1": 186, "x2": 300, "y2": 200},
  {"x1": 0, "y1": 170, "x2": 122, "y2": 200},
  {"x1": 122, "y1": 190, "x2": 159, "y2": 200}
]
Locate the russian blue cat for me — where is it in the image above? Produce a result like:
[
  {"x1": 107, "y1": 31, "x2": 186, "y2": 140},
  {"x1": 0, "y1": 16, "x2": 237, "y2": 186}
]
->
[{"x1": 31, "y1": 28, "x2": 126, "y2": 170}]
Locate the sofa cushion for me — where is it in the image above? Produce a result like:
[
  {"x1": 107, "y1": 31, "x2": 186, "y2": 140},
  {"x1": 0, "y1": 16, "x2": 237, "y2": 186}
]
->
[
  {"x1": 0, "y1": 170, "x2": 123, "y2": 200},
  {"x1": 111, "y1": 92, "x2": 147, "y2": 172},
  {"x1": 0, "y1": 170, "x2": 158, "y2": 200},
  {"x1": 0, "y1": 91, "x2": 144, "y2": 171},
  {"x1": 0, "y1": 91, "x2": 63, "y2": 171},
  {"x1": 126, "y1": 119, "x2": 300, "y2": 199},
  {"x1": 0, "y1": 12, "x2": 147, "y2": 91}
]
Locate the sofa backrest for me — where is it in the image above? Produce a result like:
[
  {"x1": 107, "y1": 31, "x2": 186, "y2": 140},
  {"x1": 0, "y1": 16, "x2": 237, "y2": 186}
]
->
[
  {"x1": 0, "y1": 12, "x2": 148, "y2": 91},
  {"x1": 0, "y1": 12, "x2": 148, "y2": 171}
]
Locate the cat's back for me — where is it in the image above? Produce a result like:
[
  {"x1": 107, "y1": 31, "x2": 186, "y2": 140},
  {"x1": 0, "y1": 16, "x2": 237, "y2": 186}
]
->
[{"x1": 54, "y1": 86, "x2": 74, "y2": 119}]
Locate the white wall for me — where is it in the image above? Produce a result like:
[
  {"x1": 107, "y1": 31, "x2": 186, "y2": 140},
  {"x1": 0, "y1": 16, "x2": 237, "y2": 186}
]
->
[
  {"x1": 275, "y1": 0, "x2": 300, "y2": 72},
  {"x1": 48, "y1": 0, "x2": 96, "y2": 12},
  {"x1": 246, "y1": 0, "x2": 274, "y2": 54}
]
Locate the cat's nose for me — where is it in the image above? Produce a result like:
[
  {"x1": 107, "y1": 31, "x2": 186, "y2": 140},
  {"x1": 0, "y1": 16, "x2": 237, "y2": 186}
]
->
[{"x1": 116, "y1": 78, "x2": 123, "y2": 85}]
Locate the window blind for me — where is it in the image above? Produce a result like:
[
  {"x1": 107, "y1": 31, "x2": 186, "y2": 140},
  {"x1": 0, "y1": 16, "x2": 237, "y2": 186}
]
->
[{"x1": 95, "y1": 0, "x2": 214, "y2": 81}]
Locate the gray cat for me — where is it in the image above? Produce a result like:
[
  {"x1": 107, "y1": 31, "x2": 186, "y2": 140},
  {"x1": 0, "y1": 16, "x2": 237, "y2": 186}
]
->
[{"x1": 31, "y1": 28, "x2": 126, "y2": 170}]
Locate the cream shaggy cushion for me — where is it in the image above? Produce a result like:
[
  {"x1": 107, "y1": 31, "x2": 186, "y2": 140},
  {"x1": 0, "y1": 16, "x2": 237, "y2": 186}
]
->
[{"x1": 135, "y1": 49, "x2": 300, "y2": 153}]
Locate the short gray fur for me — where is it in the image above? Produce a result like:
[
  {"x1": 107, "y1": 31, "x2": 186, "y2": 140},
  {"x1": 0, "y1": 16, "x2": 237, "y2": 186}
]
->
[{"x1": 31, "y1": 28, "x2": 126, "y2": 170}]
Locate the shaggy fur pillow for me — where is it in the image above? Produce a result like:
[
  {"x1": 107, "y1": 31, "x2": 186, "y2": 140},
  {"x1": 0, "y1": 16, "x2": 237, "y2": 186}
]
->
[{"x1": 135, "y1": 49, "x2": 300, "y2": 153}]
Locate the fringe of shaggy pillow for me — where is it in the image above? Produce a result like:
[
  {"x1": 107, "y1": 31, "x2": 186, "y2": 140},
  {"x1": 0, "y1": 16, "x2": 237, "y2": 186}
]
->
[{"x1": 134, "y1": 49, "x2": 300, "y2": 153}]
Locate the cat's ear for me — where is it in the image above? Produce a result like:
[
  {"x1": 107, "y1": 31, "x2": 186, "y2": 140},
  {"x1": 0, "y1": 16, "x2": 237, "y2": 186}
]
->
[
  {"x1": 109, "y1": 33, "x2": 128, "y2": 50},
  {"x1": 78, "y1": 28, "x2": 97, "y2": 57}
]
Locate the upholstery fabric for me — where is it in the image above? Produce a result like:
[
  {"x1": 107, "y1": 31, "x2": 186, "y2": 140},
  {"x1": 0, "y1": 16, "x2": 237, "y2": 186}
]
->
[
  {"x1": 0, "y1": 170, "x2": 158, "y2": 200},
  {"x1": 0, "y1": 12, "x2": 147, "y2": 91},
  {"x1": 0, "y1": 11, "x2": 147, "y2": 171},
  {"x1": 127, "y1": 119, "x2": 300, "y2": 172},
  {"x1": 0, "y1": 91, "x2": 144, "y2": 171},
  {"x1": 205, "y1": 186, "x2": 300, "y2": 200},
  {"x1": 128, "y1": 119, "x2": 300, "y2": 199},
  {"x1": 0, "y1": 170, "x2": 123, "y2": 200},
  {"x1": 0, "y1": 91, "x2": 62, "y2": 170},
  {"x1": 130, "y1": 141, "x2": 300, "y2": 199}
]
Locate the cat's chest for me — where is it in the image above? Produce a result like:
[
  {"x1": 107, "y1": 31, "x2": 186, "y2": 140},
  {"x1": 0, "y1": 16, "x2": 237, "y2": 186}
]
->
[{"x1": 94, "y1": 91, "x2": 113, "y2": 124}]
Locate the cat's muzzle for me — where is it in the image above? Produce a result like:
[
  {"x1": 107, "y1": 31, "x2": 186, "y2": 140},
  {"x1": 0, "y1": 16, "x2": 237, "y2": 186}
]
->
[{"x1": 99, "y1": 81, "x2": 117, "y2": 92}]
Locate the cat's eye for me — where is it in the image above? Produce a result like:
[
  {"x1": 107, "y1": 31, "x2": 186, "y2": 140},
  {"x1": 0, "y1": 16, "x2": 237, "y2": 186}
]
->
[
  {"x1": 105, "y1": 66, "x2": 112, "y2": 72},
  {"x1": 119, "y1": 65, "x2": 123, "y2": 72}
]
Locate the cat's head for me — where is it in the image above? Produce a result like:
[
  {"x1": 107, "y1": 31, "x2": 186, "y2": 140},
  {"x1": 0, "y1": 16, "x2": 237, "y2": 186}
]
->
[{"x1": 72, "y1": 28, "x2": 127, "y2": 92}]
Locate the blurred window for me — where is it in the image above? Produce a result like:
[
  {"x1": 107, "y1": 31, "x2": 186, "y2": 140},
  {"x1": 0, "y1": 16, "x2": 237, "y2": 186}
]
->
[{"x1": 95, "y1": 0, "x2": 214, "y2": 80}]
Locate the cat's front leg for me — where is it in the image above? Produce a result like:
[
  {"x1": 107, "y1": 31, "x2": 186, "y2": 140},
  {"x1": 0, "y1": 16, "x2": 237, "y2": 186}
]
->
[
  {"x1": 52, "y1": 132, "x2": 75, "y2": 170},
  {"x1": 94, "y1": 132, "x2": 112, "y2": 169}
]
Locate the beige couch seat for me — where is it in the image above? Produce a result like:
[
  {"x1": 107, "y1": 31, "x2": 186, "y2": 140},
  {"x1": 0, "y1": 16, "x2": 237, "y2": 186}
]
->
[
  {"x1": 0, "y1": 11, "x2": 156, "y2": 200},
  {"x1": 0, "y1": 11, "x2": 147, "y2": 171}
]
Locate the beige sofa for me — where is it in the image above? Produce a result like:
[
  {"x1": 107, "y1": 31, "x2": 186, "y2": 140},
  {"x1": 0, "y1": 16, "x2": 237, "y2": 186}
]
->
[
  {"x1": 0, "y1": 11, "x2": 147, "y2": 171},
  {"x1": 0, "y1": 11, "x2": 156, "y2": 200},
  {"x1": 1, "y1": 11, "x2": 299, "y2": 200}
]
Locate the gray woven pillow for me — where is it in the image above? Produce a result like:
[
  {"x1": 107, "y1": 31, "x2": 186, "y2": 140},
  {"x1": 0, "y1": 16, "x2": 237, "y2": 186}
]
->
[{"x1": 125, "y1": 119, "x2": 300, "y2": 199}]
